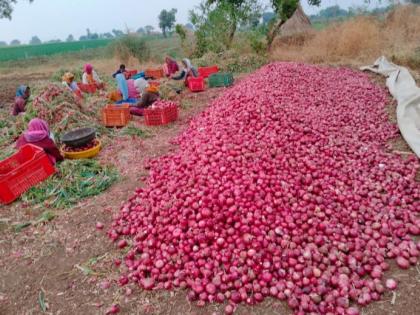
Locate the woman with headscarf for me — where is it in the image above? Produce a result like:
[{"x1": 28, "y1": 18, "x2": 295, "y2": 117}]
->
[
  {"x1": 12, "y1": 85, "x2": 30, "y2": 116},
  {"x1": 82, "y1": 64, "x2": 104, "y2": 89},
  {"x1": 62, "y1": 72, "x2": 79, "y2": 92},
  {"x1": 137, "y1": 85, "x2": 159, "y2": 108},
  {"x1": 163, "y1": 56, "x2": 179, "y2": 77},
  {"x1": 130, "y1": 85, "x2": 160, "y2": 116},
  {"x1": 62, "y1": 72, "x2": 82, "y2": 99},
  {"x1": 171, "y1": 58, "x2": 199, "y2": 86},
  {"x1": 16, "y1": 118, "x2": 63, "y2": 165}
]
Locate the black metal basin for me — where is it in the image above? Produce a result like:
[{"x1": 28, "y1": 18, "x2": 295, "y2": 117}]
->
[{"x1": 61, "y1": 127, "x2": 96, "y2": 148}]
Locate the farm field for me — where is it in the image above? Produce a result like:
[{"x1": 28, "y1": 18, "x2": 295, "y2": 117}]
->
[
  {"x1": 0, "y1": 39, "x2": 112, "y2": 62},
  {"x1": 0, "y1": 35, "x2": 176, "y2": 62},
  {"x1": 0, "y1": 60, "x2": 419, "y2": 315}
]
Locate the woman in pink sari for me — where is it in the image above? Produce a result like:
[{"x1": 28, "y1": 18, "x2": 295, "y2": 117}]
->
[
  {"x1": 16, "y1": 118, "x2": 63, "y2": 165},
  {"x1": 12, "y1": 85, "x2": 30, "y2": 116},
  {"x1": 163, "y1": 56, "x2": 179, "y2": 77}
]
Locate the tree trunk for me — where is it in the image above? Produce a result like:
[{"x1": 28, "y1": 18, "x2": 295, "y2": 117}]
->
[
  {"x1": 226, "y1": 22, "x2": 237, "y2": 48},
  {"x1": 226, "y1": 7, "x2": 237, "y2": 49},
  {"x1": 266, "y1": 18, "x2": 286, "y2": 51}
]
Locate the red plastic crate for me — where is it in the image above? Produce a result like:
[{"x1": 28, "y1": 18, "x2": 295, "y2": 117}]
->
[
  {"x1": 0, "y1": 144, "x2": 56, "y2": 204},
  {"x1": 198, "y1": 65, "x2": 219, "y2": 78},
  {"x1": 144, "y1": 105, "x2": 178, "y2": 126},
  {"x1": 161, "y1": 106, "x2": 179, "y2": 124},
  {"x1": 145, "y1": 68, "x2": 164, "y2": 79},
  {"x1": 77, "y1": 83, "x2": 97, "y2": 93},
  {"x1": 125, "y1": 70, "x2": 138, "y2": 79},
  {"x1": 144, "y1": 108, "x2": 164, "y2": 126},
  {"x1": 187, "y1": 77, "x2": 205, "y2": 92},
  {"x1": 102, "y1": 104, "x2": 131, "y2": 127}
]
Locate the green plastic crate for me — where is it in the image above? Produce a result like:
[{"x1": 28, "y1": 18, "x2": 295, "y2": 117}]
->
[{"x1": 208, "y1": 73, "x2": 234, "y2": 88}]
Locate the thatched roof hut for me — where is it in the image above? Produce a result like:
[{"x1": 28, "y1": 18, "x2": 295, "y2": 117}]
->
[{"x1": 279, "y1": 4, "x2": 312, "y2": 36}]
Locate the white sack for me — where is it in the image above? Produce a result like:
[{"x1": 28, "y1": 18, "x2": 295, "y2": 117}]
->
[{"x1": 361, "y1": 56, "x2": 420, "y2": 157}]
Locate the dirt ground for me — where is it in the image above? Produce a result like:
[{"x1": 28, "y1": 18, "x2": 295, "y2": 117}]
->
[
  {"x1": 0, "y1": 69, "x2": 419, "y2": 315},
  {"x1": 0, "y1": 73, "x2": 51, "y2": 109}
]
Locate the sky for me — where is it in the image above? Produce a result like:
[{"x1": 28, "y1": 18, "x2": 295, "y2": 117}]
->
[{"x1": 0, "y1": 0, "x2": 384, "y2": 44}]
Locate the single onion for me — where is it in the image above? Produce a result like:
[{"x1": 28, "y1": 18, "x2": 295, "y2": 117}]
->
[{"x1": 385, "y1": 279, "x2": 398, "y2": 290}]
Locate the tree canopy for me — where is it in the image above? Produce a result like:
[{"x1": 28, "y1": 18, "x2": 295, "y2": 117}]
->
[
  {"x1": 10, "y1": 39, "x2": 21, "y2": 45},
  {"x1": 112, "y1": 29, "x2": 124, "y2": 38},
  {"x1": 145, "y1": 25, "x2": 155, "y2": 35},
  {"x1": 0, "y1": 0, "x2": 33, "y2": 19},
  {"x1": 29, "y1": 35, "x2": 41, "y2": 45},
  {"x1": 158, "y1": 8, "x2": 177, "y2": 37},
  {"x1": 190, "y1": 0, "x2": 261, "y2": 56}
]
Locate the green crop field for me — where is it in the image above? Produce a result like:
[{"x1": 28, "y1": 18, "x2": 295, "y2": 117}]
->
[{"x1": 0, "y1": 39, "x2": 112, "y2": 62}]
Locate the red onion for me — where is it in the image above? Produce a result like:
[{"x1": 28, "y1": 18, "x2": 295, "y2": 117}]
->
[
  {"x1": 150, "y1": 100, "x2": 178, "y2": 110},
  {"x1": 96, "y1": 222, "x2": 104, "y2": 230},
  {"x1": 187, "y1": 291, "x2": 197, "y2": 302},
  {"x1": 140, "y1": 278, "x2": 155, "y2": 290},
  {"x1": 99, "y1": 280, "x2": 111, "y2": 290},
  {"x1": 385, "y1": 279, "x2": 398, "y2": 290},
  {"x1": 396, "y1": 256, "x2": 410, "y2": 269},
  {"x1": 118, "y1": 276, "x2": 129, "y2": 286},
  {"x1": 109, "y1": 63, "x2": 420, "y2": 314},
  {"x1": 106, "y1": 304, "x2": 120, "y2": 314},
  {"x1": 117, "y1": 240, "x2": 127, "y2": 249},
  {"x1": 206, "y1": 283, "x2": 217, "y2": 295},
  {"x1": 155, "y1": 260, "x2": 164, "y2": 269},
  {"x1": 225, "y1": 304, "x2": 235, "y2": 315}
]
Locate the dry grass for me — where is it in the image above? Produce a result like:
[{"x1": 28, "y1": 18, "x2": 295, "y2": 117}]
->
[{"x1": 272, "y1": 5, "x2": 420, "y2": 69}]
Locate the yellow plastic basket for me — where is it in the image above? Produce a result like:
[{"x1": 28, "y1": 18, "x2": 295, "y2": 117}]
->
[{"x1": 62, "y1": 140, "x2": 101, "y2": 159}]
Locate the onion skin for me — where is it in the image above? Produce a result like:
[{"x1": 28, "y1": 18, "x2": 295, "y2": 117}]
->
[{"x1": 109, "y1": 63, "x2": 420, "y2": 314}]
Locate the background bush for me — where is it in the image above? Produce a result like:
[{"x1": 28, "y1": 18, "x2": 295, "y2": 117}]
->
[{"x1": 110, "y1": 35, "x2": 150, "y2": 64}]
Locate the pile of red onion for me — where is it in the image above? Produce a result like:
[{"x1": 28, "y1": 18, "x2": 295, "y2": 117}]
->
[
  {"x1": 109, "y1": 63, "x2": 419, "y2": 314},
  {"x1": 150, "y1": 100, "x2": 178, "y2": 110}
]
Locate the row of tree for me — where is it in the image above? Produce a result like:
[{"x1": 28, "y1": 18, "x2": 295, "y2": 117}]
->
[
  {"x1": 0, "y1": 25, "x2": 162, "y2": 46},
  {"x1": 308, "y1": 3, "x2": 403, "y2": 22},
  {"x1": 0, "y1": 5, "x2": 189, "y2": 46},
  {"x1": 0, "y1": 0, "x2": 186, "y2": 46}
]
